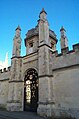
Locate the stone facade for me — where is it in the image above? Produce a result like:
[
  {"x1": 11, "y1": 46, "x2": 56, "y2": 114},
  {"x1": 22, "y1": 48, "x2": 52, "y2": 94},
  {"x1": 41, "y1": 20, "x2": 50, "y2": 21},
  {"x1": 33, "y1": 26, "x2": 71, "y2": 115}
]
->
[{"x1": 0, "y1": 8, "x2": 79, "y2": 118}]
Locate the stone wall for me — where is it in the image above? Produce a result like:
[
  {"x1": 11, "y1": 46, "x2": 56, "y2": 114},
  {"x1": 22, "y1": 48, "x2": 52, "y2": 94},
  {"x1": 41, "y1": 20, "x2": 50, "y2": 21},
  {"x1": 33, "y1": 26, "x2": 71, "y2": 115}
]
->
[
  {"x1": 53, "y1": 66, "x2": 79, "y2": 107},
  {"x1": 7, "y1": 82, "x2": 24, "y2": 111},
  {"x1": 50, "y1": 43, "x2": 79, "y2": 118},
  {"x1": 0, "y1": 67, "x2": 11, "y2": 80},
  {"x1": 0, "y1": 67, "x2": 11, "y2": 109},
  {"x1": 23, "y1": 51, "x2": 38, "y2": 75},
  {"x1": 52, "y1": 66, "x2": 79, "y2": 118},
  {"x1": 51, "y1": 44, "x2": 79, "y2": 70},
  {"x1": 0, "y1": 79, "x2": 9, "y2": 109}
]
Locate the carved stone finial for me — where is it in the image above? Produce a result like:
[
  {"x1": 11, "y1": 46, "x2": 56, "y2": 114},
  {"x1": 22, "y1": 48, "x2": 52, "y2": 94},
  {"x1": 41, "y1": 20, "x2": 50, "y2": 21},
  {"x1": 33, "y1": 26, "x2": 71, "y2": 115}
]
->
[
  {"x1": 60, "y1": 26, "x2": 66, "y2": 32},
  {"x1": 60, "y1": 26, "x2": 68, "y2": 49},
  {"x1": 12, "y1": 26, "x2": 22, "y2": 57},
  {"x1": 15, "y1": 25, "x2": 21, "y2": 38},
  {"x1": 60, "y1": 26, "x2": 66, "y2": 37},
  {"x1": 40, "y1": 8, "x2": 47, "y2": 15},
  {"x1": 39, "y1": 8, "x2": 47, "y2": 20},
  {"x1": 15, "y1": 25, "x2": 21, "y2": 31}
]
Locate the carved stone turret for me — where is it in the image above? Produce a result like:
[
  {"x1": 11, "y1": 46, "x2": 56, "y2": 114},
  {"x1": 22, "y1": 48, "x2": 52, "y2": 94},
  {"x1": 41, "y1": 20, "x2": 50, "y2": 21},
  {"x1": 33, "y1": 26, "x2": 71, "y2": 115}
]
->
[
  {"x1": 38, "y1": 8, "x2": 50, "y2": 46},
  {"x1": 38, "y1": 8, "x2": 50, "y2": 75},
  {"x1": 7, "y1": 26, "x2": 22, "y2": 111},
  {"x1": 12, "y1": 25, "x2": 22, "y2": 57},
  {"x1": 37, "y1": 9, "x2": 54, "y2": 117},
  {"x1": 60, "y1": 26, "x2": 68, "y2": 49},
  {"x1": 39, "y1": 8, "x2": 47, "y2": 20}
]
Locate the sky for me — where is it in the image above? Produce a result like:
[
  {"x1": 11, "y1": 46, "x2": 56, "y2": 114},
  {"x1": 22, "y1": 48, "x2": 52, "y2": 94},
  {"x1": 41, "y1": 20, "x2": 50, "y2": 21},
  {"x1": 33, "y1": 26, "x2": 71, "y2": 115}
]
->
[{"x1": 0, "y1": 0, "x2": 79, "y2": 65}]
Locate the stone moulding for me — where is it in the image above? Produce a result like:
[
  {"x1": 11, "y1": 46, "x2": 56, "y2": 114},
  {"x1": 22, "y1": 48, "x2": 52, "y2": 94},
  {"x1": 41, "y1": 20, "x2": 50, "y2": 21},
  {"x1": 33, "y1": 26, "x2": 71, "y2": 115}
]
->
[
  {"x1": 7, "y1": 100, "x2": 21, "y2": 103},
  {"x1": 38, "y1": 101, "x2": 55, "y2": 105},
  {"x1": 0, "y1": 78, "x2": 9, "y2": 82},
  {"x1": 38, "y1": 74, "x2": 53, "y2": 78},
  {"x1": 9, "y1": 80, "x2": 23, "y2": 83},
  {"x1": 52, "y1": 64, "x2": 79, "y2": 72}
]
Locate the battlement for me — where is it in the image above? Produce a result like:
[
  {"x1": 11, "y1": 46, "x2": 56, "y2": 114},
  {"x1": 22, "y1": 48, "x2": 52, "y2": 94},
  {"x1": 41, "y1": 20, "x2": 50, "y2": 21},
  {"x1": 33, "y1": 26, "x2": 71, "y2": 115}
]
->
[
  {"x1": 0, "y1": 66, "x2": 11, "y2": 74},
  {"x1": 52, "y1": 43, "x2": 79, "y2": 57},
  {"x1": 50, "y1": 43, "x2": 79, "y2": 70}
]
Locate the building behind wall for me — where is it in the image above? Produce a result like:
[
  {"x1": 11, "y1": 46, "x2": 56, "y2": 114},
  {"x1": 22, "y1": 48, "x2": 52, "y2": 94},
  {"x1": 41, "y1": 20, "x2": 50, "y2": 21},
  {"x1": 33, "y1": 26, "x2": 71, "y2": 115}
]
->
[{"x1": 0, "y1": 9, "x2": 79, "y2": 118}]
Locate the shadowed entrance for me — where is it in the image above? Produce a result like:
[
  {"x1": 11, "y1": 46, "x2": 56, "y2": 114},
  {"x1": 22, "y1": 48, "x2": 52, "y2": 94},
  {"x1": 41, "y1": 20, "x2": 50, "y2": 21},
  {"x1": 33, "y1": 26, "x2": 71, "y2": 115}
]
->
[{"x1": 24, "y1": 68, "x2": 38, "y2": 112}]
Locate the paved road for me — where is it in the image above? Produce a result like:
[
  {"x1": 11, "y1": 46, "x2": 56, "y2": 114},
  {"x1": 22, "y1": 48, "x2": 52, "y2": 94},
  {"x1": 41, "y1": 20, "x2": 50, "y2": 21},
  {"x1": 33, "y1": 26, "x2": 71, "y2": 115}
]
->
[{"x1": 0, "y1": 111, "x2": 45, "y2": 119}]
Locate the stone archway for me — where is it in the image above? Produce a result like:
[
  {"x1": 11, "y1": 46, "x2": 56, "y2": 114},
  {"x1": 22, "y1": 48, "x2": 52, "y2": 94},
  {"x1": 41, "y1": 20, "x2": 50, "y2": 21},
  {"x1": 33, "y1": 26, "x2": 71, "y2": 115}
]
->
[{"x1": 24, "y1": 68, "x2": 38, "y2": 112}]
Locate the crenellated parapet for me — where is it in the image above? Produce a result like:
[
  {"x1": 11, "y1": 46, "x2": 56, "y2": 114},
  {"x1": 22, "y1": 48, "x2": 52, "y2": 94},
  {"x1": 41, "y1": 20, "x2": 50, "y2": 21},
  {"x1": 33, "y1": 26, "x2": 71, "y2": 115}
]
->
[
  {"x1": 0, "y1": 66, "x2": 11, "y2": 73},
  {"x1": 50, "y1": 43, "x2": 79, "y2": 70},
  {"x1": 0, "y1": 66, "x2": 11, "y2": 81}
]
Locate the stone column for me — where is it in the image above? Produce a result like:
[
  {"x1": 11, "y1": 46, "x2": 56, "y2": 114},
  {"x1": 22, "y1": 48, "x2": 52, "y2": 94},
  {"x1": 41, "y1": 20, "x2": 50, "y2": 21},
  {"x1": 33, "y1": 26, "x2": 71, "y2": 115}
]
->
[
  {"x1": 7, "y1": 26, "x2": 23, "y2": 111},
  {"x1": 37, "y1": 9, "x2": 53, "y2": 117},
  {"x1": 60, "y1": 26, "x2": 68, "y2": 49},
  {"x1": 7, "y1": 57, "x2": 23, "y2": 111}
]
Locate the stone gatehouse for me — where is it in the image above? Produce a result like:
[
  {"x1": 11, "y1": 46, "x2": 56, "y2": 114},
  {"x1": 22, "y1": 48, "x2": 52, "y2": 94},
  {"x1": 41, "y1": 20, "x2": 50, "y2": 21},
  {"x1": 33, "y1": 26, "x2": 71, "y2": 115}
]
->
[{"x1": 0, "y1": 8, "x2": 79, "y2": 118}]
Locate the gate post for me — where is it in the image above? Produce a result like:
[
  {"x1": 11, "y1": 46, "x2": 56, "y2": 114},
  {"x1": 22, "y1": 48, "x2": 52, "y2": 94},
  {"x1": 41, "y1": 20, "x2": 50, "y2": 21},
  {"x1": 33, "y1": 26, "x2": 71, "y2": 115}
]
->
[
  {"x1": 7, "y1": 26, "x2": 23, "y2": 111},
  {"x1": 37, "y1": 9, "x2": 53, "y2": 117}
]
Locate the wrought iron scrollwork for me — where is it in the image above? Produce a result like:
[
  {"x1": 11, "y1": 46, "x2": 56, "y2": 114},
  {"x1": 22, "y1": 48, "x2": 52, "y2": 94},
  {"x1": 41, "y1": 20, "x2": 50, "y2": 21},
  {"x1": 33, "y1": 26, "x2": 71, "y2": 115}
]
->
[{"x1": 24, "y1": 69, "x2": 38, "y2": 111}]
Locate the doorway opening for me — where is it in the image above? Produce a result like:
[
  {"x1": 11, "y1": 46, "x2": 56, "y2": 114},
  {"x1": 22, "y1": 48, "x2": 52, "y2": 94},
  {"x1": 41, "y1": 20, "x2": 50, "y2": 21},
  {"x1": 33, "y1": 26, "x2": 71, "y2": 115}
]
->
[{"x1": 24, "y1": 68, "x2": 38, "y2": 112}]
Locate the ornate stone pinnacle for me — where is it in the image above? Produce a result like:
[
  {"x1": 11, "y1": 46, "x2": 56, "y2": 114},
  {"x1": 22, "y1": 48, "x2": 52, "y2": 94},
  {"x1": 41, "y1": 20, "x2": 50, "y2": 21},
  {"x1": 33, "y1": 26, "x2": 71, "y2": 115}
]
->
[
  {"x1": 15, "y1": 25, "x2": 21, "y2": 31},
  {"x1": 40, "y1": 8, "x2": 47, "y2": 15},
  {"x1": 60, "y1": 26, "x2": 66, "y2": 32}
]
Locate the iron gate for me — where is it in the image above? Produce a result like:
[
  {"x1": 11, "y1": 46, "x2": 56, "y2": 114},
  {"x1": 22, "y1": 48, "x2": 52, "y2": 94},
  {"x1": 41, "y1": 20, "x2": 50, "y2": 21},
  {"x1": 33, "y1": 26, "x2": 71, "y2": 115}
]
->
[{"x1": 24, "y1": 69, "x2": 38, "y2": 112}]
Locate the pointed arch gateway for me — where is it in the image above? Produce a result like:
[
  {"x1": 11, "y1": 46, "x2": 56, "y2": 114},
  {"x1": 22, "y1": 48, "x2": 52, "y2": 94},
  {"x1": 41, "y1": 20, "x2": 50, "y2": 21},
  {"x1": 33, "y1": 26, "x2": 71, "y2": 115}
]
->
[{"x1": 24, "y1": 68, "x2": 38, "y2": 112}]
